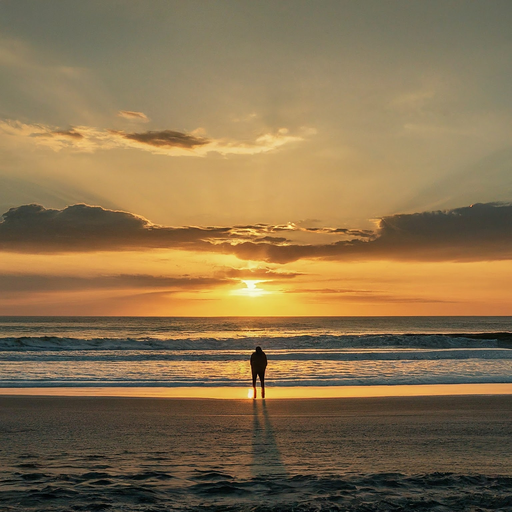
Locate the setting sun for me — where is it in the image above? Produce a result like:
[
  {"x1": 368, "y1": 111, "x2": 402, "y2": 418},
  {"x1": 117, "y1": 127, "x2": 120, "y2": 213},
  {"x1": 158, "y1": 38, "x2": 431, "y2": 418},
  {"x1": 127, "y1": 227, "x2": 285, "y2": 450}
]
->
[{"x1": 232, "y1": 280, "x2": 270, "y2": 298}]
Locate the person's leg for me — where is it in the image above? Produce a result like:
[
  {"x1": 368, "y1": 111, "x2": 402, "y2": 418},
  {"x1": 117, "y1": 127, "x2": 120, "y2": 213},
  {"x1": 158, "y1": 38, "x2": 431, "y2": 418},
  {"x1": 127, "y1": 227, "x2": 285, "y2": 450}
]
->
[
  {"x1": 252, "y1": 370, "x2": 257, "y2": 398},
  {"x1": 259, "y1": 371, "x2": 265, "y2": 398}
]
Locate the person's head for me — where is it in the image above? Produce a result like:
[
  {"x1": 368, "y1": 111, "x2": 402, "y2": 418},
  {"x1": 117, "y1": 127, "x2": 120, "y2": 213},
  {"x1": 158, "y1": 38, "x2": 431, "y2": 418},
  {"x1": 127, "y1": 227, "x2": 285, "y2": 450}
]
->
[{"x1": 255, "y1": 346, "x2": 263, "y2": 354}]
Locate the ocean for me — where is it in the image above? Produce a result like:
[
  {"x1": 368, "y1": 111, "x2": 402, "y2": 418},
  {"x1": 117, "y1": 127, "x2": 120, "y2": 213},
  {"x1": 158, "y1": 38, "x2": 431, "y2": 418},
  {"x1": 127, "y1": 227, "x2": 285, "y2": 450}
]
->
[{"x1": 1, "y1": 316, "x2": 511, "y2": 388}]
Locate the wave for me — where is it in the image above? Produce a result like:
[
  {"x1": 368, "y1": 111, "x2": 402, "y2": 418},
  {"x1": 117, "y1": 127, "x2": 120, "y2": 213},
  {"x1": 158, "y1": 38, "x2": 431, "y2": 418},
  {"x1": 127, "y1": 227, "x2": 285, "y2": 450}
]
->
[
  {"x1": 3, "y1": 376, "x2": 512, "y2": 387},
  {"x1": 0, "y1": 332, "x2": 511, "y2": 351},
  {"x1": 2, "y1": 347, "x2": 512, "y2": 362}
]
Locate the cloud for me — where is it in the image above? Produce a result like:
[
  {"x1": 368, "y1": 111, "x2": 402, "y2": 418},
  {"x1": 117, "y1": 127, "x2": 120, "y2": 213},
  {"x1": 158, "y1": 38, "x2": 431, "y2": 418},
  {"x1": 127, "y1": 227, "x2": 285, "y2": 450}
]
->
[
  {"x1": 219, "y1": 267, "x2": 302, "y2": 280},
  {"x1": 0, "y1": 273, "x2": 230, "y2": 293},
  {"x1": 1, "y1": 202, "x2": 511, "y2": 264},
  {"x1": 300, "y1": 226, "x2": 374, "y2": 238},
  {"x1": 0, "y1": 203, "x2": 234, "y2": 252},
  {"x1": 227, "y1": 222, "x2": 373, "y2": 240},
  {"x1": 284, "y1": 287, "x2": 374, "y2": 294},
  {"x1": 117, "y1": 110, "x2": 149, "y2": 122},
  {"x1": 113, "y1": 129, "x2": 209, "y2": 149},
  {"x1": 0, "y1": 272, "x2": 452, "y2": 305},
  {"x1": 282, "y1": 287, "x2": 452, "y2": 303},
  {"x1": 0, "y1": 203, "x2": 368, "y2": 254},
  {"x1": 49, "y1": 128, "x2": 84, "y2": 139},
  {"x1": 0, "y1": 267, "x2": 301, "y2": 295},
  {"x1": 222, "y1": 202, "x2": 512, "y2": 263},
  {"x1": 0, "y1": 119, "x2": 308, "y2": 157}
]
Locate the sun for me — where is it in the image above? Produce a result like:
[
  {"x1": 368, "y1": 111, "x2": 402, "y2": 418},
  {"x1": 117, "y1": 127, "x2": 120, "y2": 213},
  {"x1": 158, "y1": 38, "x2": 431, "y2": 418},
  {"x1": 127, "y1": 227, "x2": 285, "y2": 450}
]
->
[{"x1": 232, "y1": 280, "x2": 270, "y2": 297}]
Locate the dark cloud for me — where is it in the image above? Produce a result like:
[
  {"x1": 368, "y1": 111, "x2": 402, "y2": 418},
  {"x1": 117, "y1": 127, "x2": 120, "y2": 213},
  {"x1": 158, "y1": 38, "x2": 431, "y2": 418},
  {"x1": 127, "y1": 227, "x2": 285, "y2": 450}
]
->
[
  {"x1": 51, "y1": 128, "x2": 83, "y2": 139},
  {"x1": 220, "y1": 267, "x2": 301, "y2": 280},
  {"x1": 365, "y1": 202, "x2": 512, "y2": 261},
  {"x1": 0, "y1": 204, "x2": 234, "y2": 252},
  {"x1": 112, "y1": 129, "x2": 210, "y2": 149},
  {"x1": 222, "y1": 202, "x2": 512, "y2": 263},
  {"x1": 284, "y1": 288, "x2": 372, "y2": 294},
  {"x1": 32, "y1": 128, "x2": 84, "y2": 140},
  {"x1": 0, "y1": 272, "x2": 451, "y2": 304},
  {"x1": 283, "y1": 288, "x2": 452, "y2": 303},
  {"x1": 117, "y1": 110, "x2": 149, "y2": 122},
  {"x1": 0, "y1": 268, "x2": 298, "y2": 295},
  {"x1": 1, "y1": 202, "x2": 511, "y2": 264},
  {"x1": 253, "y1": 236, "x2": 289, "y2": 243},
  {"x1": 302, "y1": 227, "x2": 374, "y2": 238},
  {"x1": 0, "y1": 273, "x2": 230, "y2": 293}
]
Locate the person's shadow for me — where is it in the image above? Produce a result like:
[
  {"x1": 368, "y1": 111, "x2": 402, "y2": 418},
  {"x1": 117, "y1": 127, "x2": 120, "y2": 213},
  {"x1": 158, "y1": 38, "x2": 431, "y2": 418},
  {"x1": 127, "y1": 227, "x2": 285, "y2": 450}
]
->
[{"x1": 251, "y1": 400, "x2": 286, "y2": 477}]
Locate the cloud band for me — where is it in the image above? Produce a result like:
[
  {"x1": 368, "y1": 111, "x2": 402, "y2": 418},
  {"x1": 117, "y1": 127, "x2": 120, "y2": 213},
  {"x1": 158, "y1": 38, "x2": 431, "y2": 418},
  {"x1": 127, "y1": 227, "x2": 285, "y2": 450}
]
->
[{"x1": 0, "y1": 202, "x2": 511, "y2": 263}]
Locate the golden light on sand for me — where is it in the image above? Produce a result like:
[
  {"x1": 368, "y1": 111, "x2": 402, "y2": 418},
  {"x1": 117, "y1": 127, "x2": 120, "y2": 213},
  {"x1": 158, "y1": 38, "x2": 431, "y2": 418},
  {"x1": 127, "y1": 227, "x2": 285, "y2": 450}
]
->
[
  {"x1": 4, "y1": 383, "x2": 512, "y2": 399},
  {"x1": 248, "y1": 388, "x2": 255, "y2": 399}
]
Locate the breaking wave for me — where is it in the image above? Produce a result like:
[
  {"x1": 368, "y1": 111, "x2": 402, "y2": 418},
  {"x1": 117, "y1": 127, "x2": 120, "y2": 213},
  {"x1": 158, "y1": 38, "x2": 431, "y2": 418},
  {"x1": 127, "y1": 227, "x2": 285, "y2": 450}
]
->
[{"x1": 0, "y1": 332, "x2": 510, "y2": 351}]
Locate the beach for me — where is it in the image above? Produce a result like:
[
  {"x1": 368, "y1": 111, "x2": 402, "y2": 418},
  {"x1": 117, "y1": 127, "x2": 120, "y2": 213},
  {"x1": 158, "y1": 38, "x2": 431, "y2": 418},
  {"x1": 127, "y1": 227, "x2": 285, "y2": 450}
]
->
[{"x1": 2, "y1": 394, "x2": 512, "y2": 511}]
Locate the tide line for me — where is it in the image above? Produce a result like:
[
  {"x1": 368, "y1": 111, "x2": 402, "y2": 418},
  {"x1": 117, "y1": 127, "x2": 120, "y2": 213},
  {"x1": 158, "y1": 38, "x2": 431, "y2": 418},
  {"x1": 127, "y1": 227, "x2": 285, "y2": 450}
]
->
[{"x1": 1, "y1": 383, "x2": 512, "y2": 399}]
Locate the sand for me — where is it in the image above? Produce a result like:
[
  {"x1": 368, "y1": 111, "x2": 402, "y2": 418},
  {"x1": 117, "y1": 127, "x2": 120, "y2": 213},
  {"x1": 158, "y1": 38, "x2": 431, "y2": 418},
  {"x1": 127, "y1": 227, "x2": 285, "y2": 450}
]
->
[
  {"x1": 2, "y1": 382, "x2": 512, "y2": 398},
  {"x1": 1, "y1": 395, "x2": 512, "y2": 511}
]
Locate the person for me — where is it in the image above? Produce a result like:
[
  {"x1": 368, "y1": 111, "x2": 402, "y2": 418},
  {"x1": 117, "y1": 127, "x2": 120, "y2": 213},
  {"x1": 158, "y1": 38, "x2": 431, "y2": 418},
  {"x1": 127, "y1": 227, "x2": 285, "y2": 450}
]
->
[{"x1": 250, "y1": 346, "x2": 267, "y2": 399}]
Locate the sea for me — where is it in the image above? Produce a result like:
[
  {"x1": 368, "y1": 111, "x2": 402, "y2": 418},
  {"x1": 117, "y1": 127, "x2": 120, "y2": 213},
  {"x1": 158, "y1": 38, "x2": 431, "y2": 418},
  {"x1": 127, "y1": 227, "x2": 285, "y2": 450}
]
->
[{"x1": 0, "y1": 316, "x2": 511, "y2": 388}]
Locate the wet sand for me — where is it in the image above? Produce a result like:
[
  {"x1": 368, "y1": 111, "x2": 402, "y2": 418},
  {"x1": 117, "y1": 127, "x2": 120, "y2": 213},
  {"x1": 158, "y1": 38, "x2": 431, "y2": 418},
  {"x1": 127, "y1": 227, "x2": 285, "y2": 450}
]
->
[
  {"x1": 1, "y1": 395, "x2": 512, "y2": 511},
  {"x1": 2, "y1": 382, "x2": 512, "y2": 398}
]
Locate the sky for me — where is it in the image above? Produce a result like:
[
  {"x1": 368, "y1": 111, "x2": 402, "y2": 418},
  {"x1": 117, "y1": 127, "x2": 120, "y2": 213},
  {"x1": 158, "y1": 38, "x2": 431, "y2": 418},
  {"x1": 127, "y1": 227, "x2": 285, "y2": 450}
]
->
[{"x1": 0, "y1": 0, "x2": 511, "y2": 316}]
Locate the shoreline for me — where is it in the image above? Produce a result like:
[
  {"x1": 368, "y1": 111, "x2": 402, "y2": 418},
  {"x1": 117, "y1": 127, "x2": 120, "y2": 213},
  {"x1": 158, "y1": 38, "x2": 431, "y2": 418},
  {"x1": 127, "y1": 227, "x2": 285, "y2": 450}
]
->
[{"x1": 1, "y1": 382, "x2": 512, "y2": 398}]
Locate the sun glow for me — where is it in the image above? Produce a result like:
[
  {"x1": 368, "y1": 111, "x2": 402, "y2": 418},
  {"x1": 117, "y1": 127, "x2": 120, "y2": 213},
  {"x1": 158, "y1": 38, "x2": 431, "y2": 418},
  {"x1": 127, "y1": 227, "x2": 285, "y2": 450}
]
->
[{"x1": 232, "y1": 280, "x2": 270, "y2": 298}]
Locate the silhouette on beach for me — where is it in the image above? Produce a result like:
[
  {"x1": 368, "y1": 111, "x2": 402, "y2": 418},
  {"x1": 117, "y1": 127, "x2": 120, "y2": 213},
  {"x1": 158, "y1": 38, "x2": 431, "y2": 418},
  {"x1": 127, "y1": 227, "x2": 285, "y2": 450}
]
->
[{"x1": 250, "y1": 346, "x2": 267, "y2": 398}]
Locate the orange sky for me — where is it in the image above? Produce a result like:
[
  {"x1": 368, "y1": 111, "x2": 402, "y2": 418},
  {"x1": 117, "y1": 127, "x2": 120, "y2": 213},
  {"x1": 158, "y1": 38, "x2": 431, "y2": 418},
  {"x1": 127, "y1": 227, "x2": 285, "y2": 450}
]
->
[{"x1": 0, "y1": 2, "x2": 511, "y2": 316}]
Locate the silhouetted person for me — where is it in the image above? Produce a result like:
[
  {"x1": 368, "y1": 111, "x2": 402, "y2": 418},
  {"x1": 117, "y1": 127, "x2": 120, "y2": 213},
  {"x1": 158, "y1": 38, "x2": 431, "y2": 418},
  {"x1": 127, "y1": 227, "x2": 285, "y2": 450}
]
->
[{"x1": 251, "y1": 346, "x2": 267, "y2": 398}]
